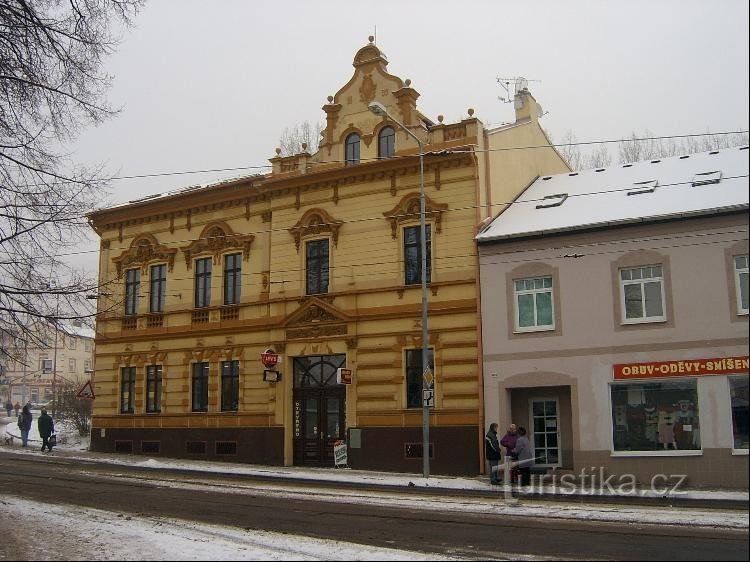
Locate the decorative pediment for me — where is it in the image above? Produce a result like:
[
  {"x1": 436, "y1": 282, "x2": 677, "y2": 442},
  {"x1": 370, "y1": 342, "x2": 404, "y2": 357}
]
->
[
  {"x1": 383, "y1": 192, "x2": 449, "y2": 239},
  {"x1": 283, "y1": 297, "x2": 350, "y2": 327},
  {"x1": 112, "y1": 234, "x2": 178, "y2": 277},
  {"x1": 180, "y1": 221, "x2": 255, "y2": 269},
  {"x1": 288, "y1": 208, "x2": 343, "y2": 252}
]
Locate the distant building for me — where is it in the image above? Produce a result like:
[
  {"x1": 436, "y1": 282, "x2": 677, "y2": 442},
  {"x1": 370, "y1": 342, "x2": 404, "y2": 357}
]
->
[
  {"x1": 86, "y1": 38, "x2": 568, "y2": 474},
  {"x1": 478, "y1": 146, "x2": 749, "y2": 488},
  {"x1": 3, "y1": 320, "x2": 96, "y2": 406}
]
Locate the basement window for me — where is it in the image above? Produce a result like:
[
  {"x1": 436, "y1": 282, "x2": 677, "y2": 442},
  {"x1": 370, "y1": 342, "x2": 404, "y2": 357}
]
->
[
  {"x1": 691, "y1": 170, "x2": 722, "y2": 187},
  {"x1": 627, "y1": 180, "x2": 658, "y2": 196},
  {"x1": 536, "y1": 193, "x2": 568, "y2": 209}
]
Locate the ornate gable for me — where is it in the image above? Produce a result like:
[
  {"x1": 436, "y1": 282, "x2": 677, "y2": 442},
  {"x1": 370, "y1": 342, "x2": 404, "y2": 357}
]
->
[
  {"x1": 383, "y1": 192, "x2": 449, "y2": 239},
  {"x1": 112, "y1": 233, "x2": 177, "y2": 277},
  {"x1": 284, "y1": 297, "x2": 350, "y2": 341},
  {"x1": 180, "y1": 221, "x2": 255, "y2": 269},
  {"x1": 288, "y1": 208, "x2": 343, "y2": 252}
]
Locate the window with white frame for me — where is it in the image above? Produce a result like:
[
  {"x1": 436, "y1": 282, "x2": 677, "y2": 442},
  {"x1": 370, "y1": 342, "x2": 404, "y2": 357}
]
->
[
  {"x1": 514, "y1": 276, "x2": 554, "y2": 331},
  {"x1": 734, "y1": 255, "x2": 748, "y2": 315},
  {"x1": 620, "y1": 265, "x2": 665, "y2": 323},
  {"x1": 68, "y1": 358, "x2": 76, "y2": 373},
  {"x1": 41, "y1": 359, "x2": 52, "y2": 374}
]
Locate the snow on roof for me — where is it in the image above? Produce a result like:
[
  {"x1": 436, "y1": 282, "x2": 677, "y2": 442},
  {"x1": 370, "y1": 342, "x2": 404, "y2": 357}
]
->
[
  {"x1": 477, "y1": 146, "x2": 749, "y2": 242},
  {"x1": 60, "y1": 321, "x2": 95, "y2": 340}
]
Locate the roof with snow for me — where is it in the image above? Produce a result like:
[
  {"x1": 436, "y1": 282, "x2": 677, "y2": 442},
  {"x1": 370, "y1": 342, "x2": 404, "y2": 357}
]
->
[
  {"x1": 477, "y1": 146, "x2": 749, "y2": 242},
  {"x1": 60, "y1": 321, "x2": 95, "y2": 340}
]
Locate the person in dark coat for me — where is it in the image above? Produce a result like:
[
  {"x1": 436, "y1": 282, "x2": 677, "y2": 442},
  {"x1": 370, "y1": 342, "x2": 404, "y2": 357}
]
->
[
  {"x1": 513, "y1": 426, "x2": 535, "y2": 486},
  {"x1": 485, "y1": 423, "x2": 502, "y2": 484},
  {"x1": 500, "y1": 423, "x2": 519, "y2": 484},
  {"x1": 38, "y1": 408, "x2": 55, "y2": 453},
  {"x1": 5, "y1": 400, "x2": 12, "y2": 417},
  {"x1": 18, "y1": 404, "x2": 33, "y2": 447}
]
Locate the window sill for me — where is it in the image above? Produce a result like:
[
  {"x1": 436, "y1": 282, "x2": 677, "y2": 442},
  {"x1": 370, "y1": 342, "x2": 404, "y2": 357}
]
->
[
  {"x1": 731, "y1": 448, "x2": 749, "y2": 456},
  {"x1": 621, "y1": 317, "x2": 667, "y2": 325},
  {"x1": 514, "y1": 326, "x2": 555, "y2": 334},
  {"x1": 610, "y1": 450, "x2": 702, "y2": 457}
]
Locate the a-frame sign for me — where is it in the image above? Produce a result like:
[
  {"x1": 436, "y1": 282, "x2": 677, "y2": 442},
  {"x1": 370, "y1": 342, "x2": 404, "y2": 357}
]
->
[{"x1": 76, "y1": 380, "x2": 95, "y2": 399}]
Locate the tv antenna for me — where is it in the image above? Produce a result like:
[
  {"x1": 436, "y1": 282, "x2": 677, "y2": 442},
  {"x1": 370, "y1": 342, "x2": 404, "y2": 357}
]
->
[{"x1": 496, "y1": 76, "x2": 541, "y2": 103}]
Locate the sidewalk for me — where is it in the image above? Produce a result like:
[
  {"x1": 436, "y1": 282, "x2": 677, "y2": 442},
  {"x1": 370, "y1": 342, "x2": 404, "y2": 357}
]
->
[{"x1": 2, "y1": 415, "x2": 748, "y2": 511}]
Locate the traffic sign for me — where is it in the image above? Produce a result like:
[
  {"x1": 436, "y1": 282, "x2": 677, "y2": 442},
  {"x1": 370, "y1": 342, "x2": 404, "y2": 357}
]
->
[
  {"x1": 261, "y1": 348, "x2": 280, "y2": 369},
  {"x1": 77, "y1": 380, "x2": 95, "y2": 400},
  {"x1": 422, "y1": 388, "x2": 434, "y2": 408}
]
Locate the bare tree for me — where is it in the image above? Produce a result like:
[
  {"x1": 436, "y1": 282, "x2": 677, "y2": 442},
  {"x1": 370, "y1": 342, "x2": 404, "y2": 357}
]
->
[
  {"x1": 55, "y1": 381, "x2": 92, "y2": 437},
  {"x1": 0, "y1": 0, "x2": 142, "y2": 352},
  {"x1": 278, "y1": 121, "x2": 324, "y2": 156}
]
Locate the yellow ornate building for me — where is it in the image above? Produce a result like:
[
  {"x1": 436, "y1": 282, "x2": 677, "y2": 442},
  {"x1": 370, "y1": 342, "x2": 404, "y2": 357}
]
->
[{"x1": 87, "y1": 38, "x2": 568, "y2": 475}]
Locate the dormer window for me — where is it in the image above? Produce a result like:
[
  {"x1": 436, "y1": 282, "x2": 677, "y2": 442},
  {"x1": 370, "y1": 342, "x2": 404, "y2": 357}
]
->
[
  {"x1": 378, "y1": 126, "x2": 395, "y2": 159},
  {"x1": 345, "y1": 133, "x2": 360, "y2": 166}
]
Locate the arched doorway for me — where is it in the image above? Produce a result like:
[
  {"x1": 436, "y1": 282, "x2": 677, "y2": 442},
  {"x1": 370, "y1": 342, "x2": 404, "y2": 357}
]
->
[{"x1": 292, "y1": 354, "x2": 346, "y2": 466}]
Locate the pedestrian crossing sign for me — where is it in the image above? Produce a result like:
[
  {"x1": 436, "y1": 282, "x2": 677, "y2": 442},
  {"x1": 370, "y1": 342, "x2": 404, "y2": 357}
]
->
[{"x1": 76, "y1": 380, "x2": 95, "y2": 399}]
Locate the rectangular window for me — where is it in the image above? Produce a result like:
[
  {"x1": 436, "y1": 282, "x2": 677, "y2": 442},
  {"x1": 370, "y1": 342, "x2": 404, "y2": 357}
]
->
[
  {"x1": 194, "y1": 258, "x2": 212, "y2": 308},
  {"x1": 84, "y1": 339, "x2": 92, "y2": 352},
  {"x1": 223, "y1": 253, "x2": 242, "y2": 305},
  {"x1": 41, "y1": 359, "x2": 52, "y2": 374},
  {"x1": 734, "y1": 255, "x2": 749, "y2": 315},
  {"x1": 68, "y1": 358, "x2": 76, "y2": 373},
  {"x1": 620, "y1": 265, "x2": 665, "y2": 323},
  {"x1": 306, "y1": 239, "x2": 329, "y2": 295},
  {"x1": 84, "y1": 359, "x2": 92, "y2": 372},
  {"x1": 514, "y1": 276, "x2": 554, "y2": 331},
  {"x1": 120, "y1": 367, "x2": 136, "y2": 414},
  {"x1": 221, "y1": 360, "x2": 240, "y2": 412},
  {"x1": 730, "y1": 376, "x2": 749, "y2": 450},
  {"x1": 610, "y1": 380, "x2": 700, "y2": 452},
  {"x1": 404, "y1": 225, "x2": 431, "y2": 285},
  {"x1": 192, "y1": 362, "x2": 209, "y2": 412},
  {"x1": 125, "y1": 268, "x2": 140, "y2": 316},
  {"x1": 69, "y1": 337, "x2": 76, "y2": 350},
  {"x1": 150, "y1": 264, "x2": 167, "y2": 313},
  {"x1": 146, "y1": 364, "x2": 162, "y2": 413},
  {"x1": 405, "y1": 348, "x2": 434, "y2": 409}
]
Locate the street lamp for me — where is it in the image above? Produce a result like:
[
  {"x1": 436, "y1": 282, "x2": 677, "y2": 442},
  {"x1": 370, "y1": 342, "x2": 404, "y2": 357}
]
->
[{"x1": 368, "y1": 101, "x2": 431, "y2": 478}]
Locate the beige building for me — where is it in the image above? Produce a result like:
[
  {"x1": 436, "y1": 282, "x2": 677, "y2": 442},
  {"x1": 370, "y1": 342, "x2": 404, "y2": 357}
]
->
[
  {"x1": 4, "y1": 321, "x2": 95, "y2": 407},
  {"x1": 87, "y1": 38, "x2": 568, "y2": 475},
  {"x1": 478, "y1": 146, "x2": 749, "y2": 488}
]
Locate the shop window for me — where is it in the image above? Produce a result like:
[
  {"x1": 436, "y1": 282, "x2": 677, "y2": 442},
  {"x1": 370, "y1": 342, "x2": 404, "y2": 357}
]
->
[
  {"x1": 514, "y1": 276, "x2": 554, "y2": 332},
  {"x1": 734, "y1": 255, "x2": 749, "y2": 315},
  {"x1": 610, "y1": 380, "x2": 700, "y2": 452},
  {"x1": 730, "y1": 376, "x2": 749, "y2": 450},
  {"x1": 405, "y1": 348, "x2": 434, "y2": 409},
  {"x1": 221, "y1": 360, "x2": 239, "y2": 412},
  {"x1": 619, "y1": 265, "x2": 665, "y2": 323}
]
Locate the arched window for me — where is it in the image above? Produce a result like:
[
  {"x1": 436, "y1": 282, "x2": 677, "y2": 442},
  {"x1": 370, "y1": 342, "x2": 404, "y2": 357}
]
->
[
  {"x1": 378, "y1": 126, "x2": 395, "y2": 159},
  {"x1": 345, "y1": 133, "x2": 360, "y2": 166}
]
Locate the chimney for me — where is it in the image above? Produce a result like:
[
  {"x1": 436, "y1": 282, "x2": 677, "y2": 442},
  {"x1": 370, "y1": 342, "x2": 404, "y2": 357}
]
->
[{"x1": 514, "y1": 88, "x2": 542, "y2": 123}]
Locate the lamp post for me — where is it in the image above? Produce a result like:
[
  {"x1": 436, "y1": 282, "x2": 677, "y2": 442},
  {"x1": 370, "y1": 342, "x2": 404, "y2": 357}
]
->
[{"x1": 368, "y1": 101, "x2": 431, "y2": 478}]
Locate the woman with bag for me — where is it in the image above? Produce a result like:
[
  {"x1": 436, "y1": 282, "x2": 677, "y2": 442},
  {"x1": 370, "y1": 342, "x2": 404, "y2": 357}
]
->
[{"x1": 38, "y1": 408, "x2": 55, "y2": 453}]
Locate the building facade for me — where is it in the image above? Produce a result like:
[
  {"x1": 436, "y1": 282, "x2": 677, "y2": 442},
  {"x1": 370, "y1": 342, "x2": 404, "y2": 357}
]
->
[
  {"x1": 2, "y1": 321, "x2": 96, "y2": 407},
  {"x1": 478, "y1": 146, "x2": 749, "y2": 488},
  {"x1": 86, "y1": 39, "x2": 568, "y2": 475}
]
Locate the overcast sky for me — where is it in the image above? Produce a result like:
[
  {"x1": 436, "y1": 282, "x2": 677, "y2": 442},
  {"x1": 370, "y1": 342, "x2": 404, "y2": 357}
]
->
[{"x1": 68, "y1": 0, "x2": 749, "y2": 273}]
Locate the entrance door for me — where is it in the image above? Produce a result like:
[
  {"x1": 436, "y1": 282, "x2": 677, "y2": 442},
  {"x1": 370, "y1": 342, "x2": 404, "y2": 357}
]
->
[
  {"x1": 293, "y1": 355, "x2": 346, "y2": 466},
  {"x1": 529, "y1": 398, "x2": 561, "y2": 467}
]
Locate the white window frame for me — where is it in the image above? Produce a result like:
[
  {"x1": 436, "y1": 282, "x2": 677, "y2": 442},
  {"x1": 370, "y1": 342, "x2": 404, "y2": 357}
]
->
[
  {"x1": 734, "y1": 255, "x2": 749, "y2": 315},
  {"x1": 513, "y1": 276, "x2": 555, "y2": 332},
  {"x1": 619, "y1": 265, "x2": 666, "y2": 324},
  {"x1": 41, "y1": 359, "x2": 53, "y2": 374},
  {"x1": 68, "y1": 358, "x2": 76, "y2": 373}
]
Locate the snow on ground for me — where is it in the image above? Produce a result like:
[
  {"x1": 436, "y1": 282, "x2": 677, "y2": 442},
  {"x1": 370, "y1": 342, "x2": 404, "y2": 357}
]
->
[{"x1": 0, "y1": 495, "x2": 470, "y2": 561}]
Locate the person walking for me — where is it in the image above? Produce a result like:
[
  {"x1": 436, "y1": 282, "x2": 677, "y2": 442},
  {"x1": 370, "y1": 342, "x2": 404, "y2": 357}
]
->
[
  {"x1": 14, "y1": 401, "x2": 21, "y2": 417},
  {"x1": 5, "y1": 400, "x2": 12, "y2": 417},
  {"x1": 485, "y1": 423, "x2": 502, "y2": 485},
  {"x1": 513, "y1": 426, "x2": 534, "y2": 486},
  {"x1": 18, "y1": 403, "x2": 33, "y2": 447},
  {"x1": 500, "y1": 423, "x2": 518, "y2": 484},
  {"x1": 38, "y1": 408, "x2": 55, "y2": 453}
]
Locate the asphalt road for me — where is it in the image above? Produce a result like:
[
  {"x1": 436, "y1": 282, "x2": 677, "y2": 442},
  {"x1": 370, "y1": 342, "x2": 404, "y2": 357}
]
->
[{"x1": 0, "y1": 452, "x2": 747, "y2": 561}]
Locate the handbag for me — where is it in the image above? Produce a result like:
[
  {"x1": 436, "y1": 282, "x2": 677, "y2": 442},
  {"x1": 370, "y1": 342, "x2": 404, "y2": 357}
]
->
[{"x1": 48, "y1": 434, "x2": 57, "y2": 447}]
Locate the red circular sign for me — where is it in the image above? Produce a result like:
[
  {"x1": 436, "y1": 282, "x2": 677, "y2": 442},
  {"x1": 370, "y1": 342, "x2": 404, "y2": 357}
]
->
[{"x1": 261, "y1": 349, "x2": 279, "y2": 368}]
